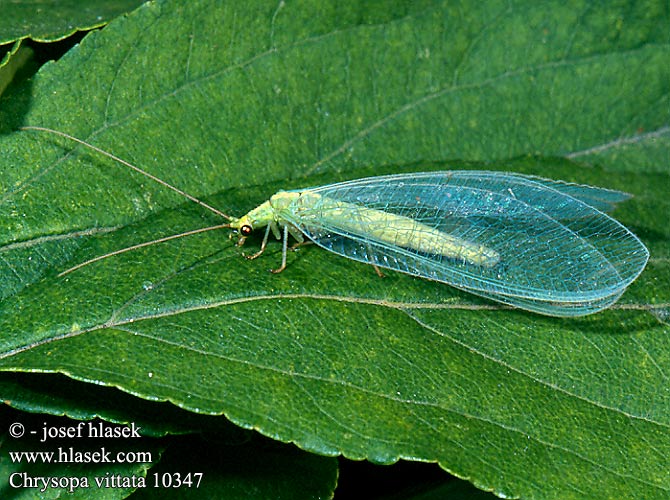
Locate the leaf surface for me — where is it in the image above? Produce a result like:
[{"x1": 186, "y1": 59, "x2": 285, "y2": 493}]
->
[{"x1": 0, "y1": 0, "x2": 146, "y2": 44}]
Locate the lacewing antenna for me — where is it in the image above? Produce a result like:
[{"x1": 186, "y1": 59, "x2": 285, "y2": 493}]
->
[
  {"x1": 57, "y1": 224, "x2": 230, "y2": 277},
  {"x1": 21, "y1": 126, "x2": 232, "y2": 220},
  {"x1": 20, "y1": 125, "x2": 235, "y2": 275}
]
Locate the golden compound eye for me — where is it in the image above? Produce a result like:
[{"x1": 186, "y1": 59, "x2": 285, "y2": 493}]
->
[{"x1": 240, "y1": 225, "x2": 253, "y2": 236}]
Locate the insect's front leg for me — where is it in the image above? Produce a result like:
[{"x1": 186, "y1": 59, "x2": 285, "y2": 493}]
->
[
  {"x1": 244, "y1": 224, "x2": 274, "y2": 260},
  {"x1": 243, "y1": 222, "x2": 303, "y2": 273}
]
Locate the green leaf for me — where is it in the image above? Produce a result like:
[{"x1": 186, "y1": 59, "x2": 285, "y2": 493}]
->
[
  {"x1": 0, "y1": 42, "x2": 34, "y2": 97},
  {"x1": 0, "y1": 0, "x2": 147, "y2": 44},
  {"x1": 0, "y1": 0, "x2": 668, "y2": 498},
  {"x1": 0, "y1": 372, "x2": 250, "y2": 438}
]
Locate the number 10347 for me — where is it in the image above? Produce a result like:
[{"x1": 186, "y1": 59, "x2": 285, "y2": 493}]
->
[{"x1": 151, "y1": 472, "x2": 203, "y2": 488}]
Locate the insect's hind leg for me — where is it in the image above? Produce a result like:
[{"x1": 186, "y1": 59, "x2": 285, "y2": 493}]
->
[
  {"x1": 372, "y1": 264, "x2": 385, "y2": 278},
  {"x1": 364, "y1": 242, "x2": 385, "y2": 277}
]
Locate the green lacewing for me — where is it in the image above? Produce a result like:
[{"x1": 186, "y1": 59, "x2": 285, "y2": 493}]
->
[{"x1": 23, "y1": 126, "x2": 649, "y2": 317}]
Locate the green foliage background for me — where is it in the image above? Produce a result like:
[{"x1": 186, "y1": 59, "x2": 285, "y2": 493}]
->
[{"x1": 0, "y1": 0, "x2": 668, "y2": 498}]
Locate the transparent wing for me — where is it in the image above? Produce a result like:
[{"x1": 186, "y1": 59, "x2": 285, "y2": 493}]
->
[
  {"x1": 281, "y1": 171, "x2": 648, "y2": 316},
  {"x1": 525, "y1": 176, "x2": 632, "y2": 214}
]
